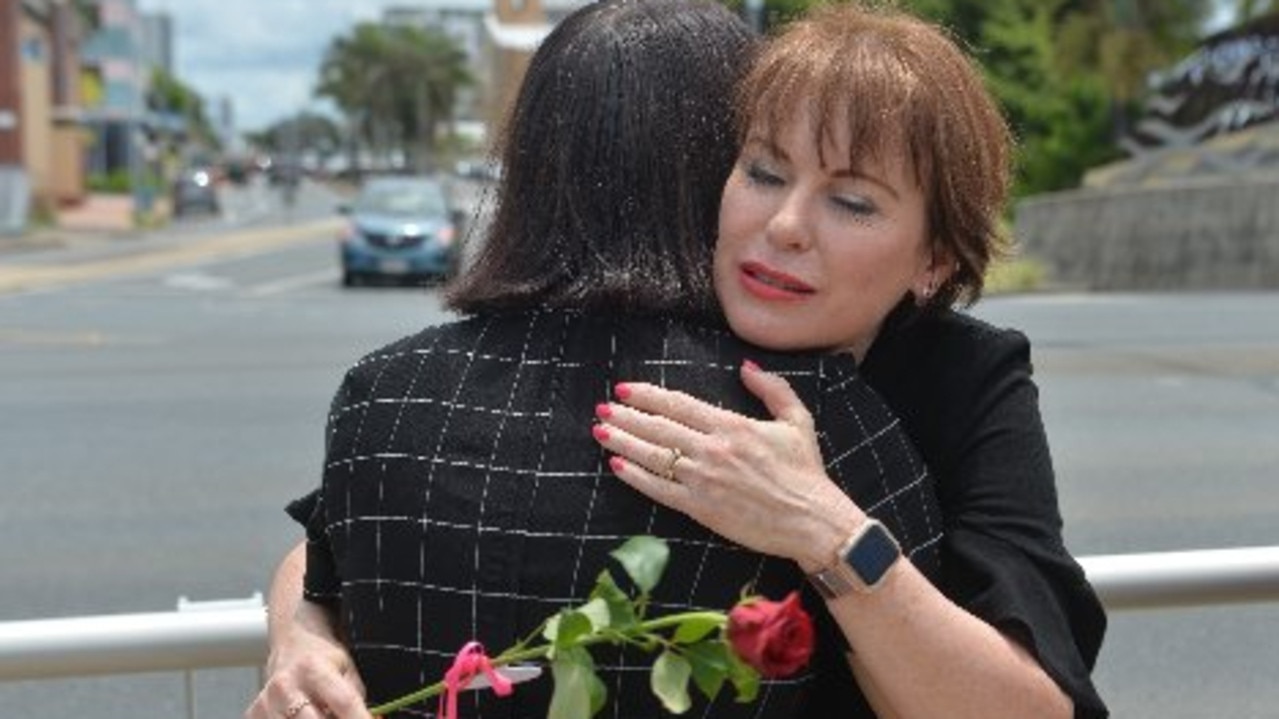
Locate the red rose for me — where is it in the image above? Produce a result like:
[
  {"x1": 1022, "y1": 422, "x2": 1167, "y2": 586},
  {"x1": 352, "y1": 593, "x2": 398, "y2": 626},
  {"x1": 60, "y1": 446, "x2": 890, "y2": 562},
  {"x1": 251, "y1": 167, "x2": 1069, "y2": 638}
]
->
[{"x1": 725, "y1": 591, "x2": 815, "y2": 678}]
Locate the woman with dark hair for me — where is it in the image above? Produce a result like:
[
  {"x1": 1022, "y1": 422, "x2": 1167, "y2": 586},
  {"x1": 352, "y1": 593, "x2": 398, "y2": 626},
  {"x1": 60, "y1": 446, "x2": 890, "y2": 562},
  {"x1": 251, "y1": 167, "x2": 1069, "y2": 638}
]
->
[
  {"x1": 595, "y1": 4, "x2": 1106, "y2": 718},
  {"x1": 246, "y1": 2, "x2": 939, "y2": 718},
  {"x1": 445, "y1": 0, "x2": 741, "y2": 321}
]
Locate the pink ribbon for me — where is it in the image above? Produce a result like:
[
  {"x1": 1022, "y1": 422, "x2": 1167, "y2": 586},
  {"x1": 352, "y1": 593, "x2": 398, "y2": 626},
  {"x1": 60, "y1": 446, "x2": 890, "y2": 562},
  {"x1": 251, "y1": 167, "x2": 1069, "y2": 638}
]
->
[{"x1": 437, "y1": 641, "x2": 514, "y2": 719}]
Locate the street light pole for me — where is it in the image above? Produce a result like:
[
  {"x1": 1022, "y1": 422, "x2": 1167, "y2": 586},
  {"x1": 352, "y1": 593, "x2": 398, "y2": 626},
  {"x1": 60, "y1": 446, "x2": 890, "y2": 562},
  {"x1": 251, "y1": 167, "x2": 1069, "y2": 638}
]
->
[
  {"x1": 744, "y1": 0, "x2": 763, "y2": 33},
  {"x1": 128, "y1": 5, "x2": 148, "y2": 223}
]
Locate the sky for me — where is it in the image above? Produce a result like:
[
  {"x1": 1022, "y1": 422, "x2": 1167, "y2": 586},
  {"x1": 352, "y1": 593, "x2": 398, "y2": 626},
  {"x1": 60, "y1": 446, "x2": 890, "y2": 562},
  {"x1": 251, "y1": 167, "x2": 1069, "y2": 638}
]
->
[{"x1": 137, "y1": 0, "x2": 492, "y2": 133}]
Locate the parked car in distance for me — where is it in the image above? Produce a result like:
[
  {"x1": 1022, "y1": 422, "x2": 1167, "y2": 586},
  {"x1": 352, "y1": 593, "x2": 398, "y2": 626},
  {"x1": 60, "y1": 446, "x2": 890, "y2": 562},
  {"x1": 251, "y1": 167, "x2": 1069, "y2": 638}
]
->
[
  {"x1": 453, "y1": 158, "x2": 502, "y2": 183},
  {"x1": 338, "y1": 176, "x2": 459, "y2": 286},
  {"x1": 171, "y1": 167, "x2": 220, "y2": 217}
]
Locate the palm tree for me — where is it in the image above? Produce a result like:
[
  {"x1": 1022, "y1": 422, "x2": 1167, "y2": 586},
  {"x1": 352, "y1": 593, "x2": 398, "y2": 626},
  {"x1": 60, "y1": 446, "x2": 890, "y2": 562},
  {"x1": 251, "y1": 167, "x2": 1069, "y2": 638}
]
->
[{"x1": 316, "y1": 22, "x2": 472, "y2": 173}]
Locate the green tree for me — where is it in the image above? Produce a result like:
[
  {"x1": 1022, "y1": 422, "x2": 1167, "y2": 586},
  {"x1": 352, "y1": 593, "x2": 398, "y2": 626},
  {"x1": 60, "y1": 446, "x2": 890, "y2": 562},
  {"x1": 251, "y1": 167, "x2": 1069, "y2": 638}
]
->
[
  {"x1": 315, "y1": 22, "x2": 472, "y2": 172},
  {"x1": 1234, "y1": 0, "x2": 1279, "y2": 22},
  {"x1": 1054, "y1": 0, "x2": 1210, "y2": 137},
  {"x1": 148, "y1": 67, "x2": 217, "y2": 146},
  {"x1": 907, "y1": 0, "x2": 1212, "y2": 194}
]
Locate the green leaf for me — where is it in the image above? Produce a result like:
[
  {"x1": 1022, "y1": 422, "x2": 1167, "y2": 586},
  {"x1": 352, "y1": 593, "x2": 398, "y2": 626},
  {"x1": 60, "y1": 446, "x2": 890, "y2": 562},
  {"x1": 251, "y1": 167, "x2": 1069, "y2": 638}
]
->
[
  {"x1": 577, "y1": 597, "x2": 612, "y2": 632},
  {"x1": 610, "y1": 535, "x2": 669, "y2": 595},
  {"x1": 682, "y1": 641, "x2": 731, "y2": 701},
  {"x1": 726, "y1": 651, "x2": 761, "y2": 704},
  {"x1": 587, "y1": 661, "x2": 609, "y2": 716},
  {"x1": 590, "y1": 569, "x2": 640, "y2": 629},
  {"x1": 651, "y1": 649, "x2": 693, "y2": 714},
  {"x1": 543, "y1": 614, "x2": 561, "y2": 643},
  {"x1": 552, "y1": 610, "x2": 596, "y2": 650},
  {"x1": 549, "y1": 648, "x2": 603, "y2": 719},
  {"x1": 672, "y1": 615, "x2": 721, "y2": 644}
]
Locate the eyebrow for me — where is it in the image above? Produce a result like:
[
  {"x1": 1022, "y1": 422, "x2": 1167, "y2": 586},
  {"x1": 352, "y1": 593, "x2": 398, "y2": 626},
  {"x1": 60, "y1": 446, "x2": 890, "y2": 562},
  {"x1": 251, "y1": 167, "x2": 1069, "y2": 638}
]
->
[
  {"x1": 744, "y1": 133, "x2": 902, "y2": 201},
  {"x1": 831, "y1": 166, "x2": 901, "y2": 201},
  {"x1": 743, "y1": 136, "x2": 788, "y2": 163}
]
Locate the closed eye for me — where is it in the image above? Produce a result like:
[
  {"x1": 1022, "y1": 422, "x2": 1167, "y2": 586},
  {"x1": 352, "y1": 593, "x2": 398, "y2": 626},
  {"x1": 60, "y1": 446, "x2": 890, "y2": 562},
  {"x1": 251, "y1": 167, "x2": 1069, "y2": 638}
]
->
[
  {"x1": 833, "y1": 195, "x2": 877, "y2": 217},
  {"x1": 745, "y1": 162, "x2": 785, "y2": 187}
]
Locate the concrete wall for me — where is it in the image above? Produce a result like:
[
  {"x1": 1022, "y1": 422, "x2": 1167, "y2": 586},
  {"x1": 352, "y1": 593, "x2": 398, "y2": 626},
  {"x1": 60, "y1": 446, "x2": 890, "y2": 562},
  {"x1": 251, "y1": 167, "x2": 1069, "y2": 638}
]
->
[{"x1": 1013, "y1": 176, "x2": 1279, "y2": 290}]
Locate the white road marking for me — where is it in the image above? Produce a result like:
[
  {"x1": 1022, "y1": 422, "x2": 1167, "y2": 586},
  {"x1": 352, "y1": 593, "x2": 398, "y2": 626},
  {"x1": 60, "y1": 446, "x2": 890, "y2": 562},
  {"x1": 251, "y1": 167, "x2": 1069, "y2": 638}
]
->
[
  {"x1": 163, "y1": 272, "x2": 234, "y2": 291},
  {"x1": 243, "y1": 269, "x2": 341, "y2": 297}
]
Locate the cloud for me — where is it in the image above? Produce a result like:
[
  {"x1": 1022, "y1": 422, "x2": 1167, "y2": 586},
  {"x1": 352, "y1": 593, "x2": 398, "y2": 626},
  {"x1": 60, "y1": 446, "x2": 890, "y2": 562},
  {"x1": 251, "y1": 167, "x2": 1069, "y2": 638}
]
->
[{"x1": 139, "y1": 0, "x2": 391, "y2": 130}]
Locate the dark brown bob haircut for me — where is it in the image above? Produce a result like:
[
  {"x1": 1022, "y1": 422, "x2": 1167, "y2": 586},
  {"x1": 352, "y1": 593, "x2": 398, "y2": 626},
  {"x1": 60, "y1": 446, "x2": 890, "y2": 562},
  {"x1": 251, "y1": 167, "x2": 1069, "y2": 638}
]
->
[
  {"x1": 447, "y1": 0, "x2": 756, "y2": 321},
  {"x1": 737, "y1": 3, "x2": 1013, "y2": 308}
]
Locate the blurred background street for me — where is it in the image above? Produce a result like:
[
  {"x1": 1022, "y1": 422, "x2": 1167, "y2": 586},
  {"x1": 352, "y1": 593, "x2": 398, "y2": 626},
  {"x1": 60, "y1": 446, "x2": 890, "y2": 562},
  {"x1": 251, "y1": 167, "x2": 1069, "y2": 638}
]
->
[
  {"x1": 1, "y1": 174, "x2": 1277, "y2": 716},
  {"x1": 4, "y1": 0, "x2": 1279, "y2": 717}
]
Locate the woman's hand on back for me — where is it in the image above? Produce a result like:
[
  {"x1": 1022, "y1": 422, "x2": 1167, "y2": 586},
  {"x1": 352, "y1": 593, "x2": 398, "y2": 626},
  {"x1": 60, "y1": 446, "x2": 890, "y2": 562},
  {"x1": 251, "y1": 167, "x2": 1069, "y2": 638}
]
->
[{"x1": 593, "y1": 360, "x2": 863, "y2": 570}]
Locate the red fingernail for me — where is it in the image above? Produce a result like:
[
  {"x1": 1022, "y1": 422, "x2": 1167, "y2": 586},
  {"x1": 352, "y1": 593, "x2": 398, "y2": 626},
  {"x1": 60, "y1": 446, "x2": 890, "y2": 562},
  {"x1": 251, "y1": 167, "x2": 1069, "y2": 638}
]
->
[
  {"x1": 592, "y1": 424, "x2": 611, "y2": 442},
  {"x1": 609, "y1": 456, "x2": 626, "y2": 473},
  {"x1": 743, "y1": 359, "x2": 761, "y2": 372},
  {"x1": 614, "y1": 383, "x2": 632, "y2": 400},
  {"x1": 595, "y1": 403, "x2": 612, "y2": 420}
]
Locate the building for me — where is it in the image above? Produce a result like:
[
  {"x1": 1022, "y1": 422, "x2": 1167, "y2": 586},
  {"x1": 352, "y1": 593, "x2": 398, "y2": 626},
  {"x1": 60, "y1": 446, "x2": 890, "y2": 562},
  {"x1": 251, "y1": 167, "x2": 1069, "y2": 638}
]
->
[
  {"x1": 0, "y1": 0, "x2": 86, "y2": 233},
  {"x1": 138, "y1": 10, "x2": 172, "y2": 73},
  {"x1": 484, "y1": 0, "x2": 587, "y2": 130},
  {"x1": 80, "y1": 0, "x2": 148, "y2": 178}
]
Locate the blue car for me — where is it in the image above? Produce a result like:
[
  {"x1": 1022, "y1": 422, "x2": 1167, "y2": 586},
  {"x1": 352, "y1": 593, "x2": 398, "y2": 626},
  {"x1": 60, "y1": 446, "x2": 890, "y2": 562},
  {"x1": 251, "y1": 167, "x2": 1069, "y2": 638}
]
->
[{"x1": 339, "y1": 176, "x2": 459, "y2": 286}]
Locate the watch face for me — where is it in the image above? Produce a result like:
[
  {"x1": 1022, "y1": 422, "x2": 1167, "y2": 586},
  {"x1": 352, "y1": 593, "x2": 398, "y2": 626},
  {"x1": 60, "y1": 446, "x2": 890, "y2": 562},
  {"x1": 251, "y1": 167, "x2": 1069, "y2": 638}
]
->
[{"x1": 846, "y1": 522, "x2": 900, "y2": 586}]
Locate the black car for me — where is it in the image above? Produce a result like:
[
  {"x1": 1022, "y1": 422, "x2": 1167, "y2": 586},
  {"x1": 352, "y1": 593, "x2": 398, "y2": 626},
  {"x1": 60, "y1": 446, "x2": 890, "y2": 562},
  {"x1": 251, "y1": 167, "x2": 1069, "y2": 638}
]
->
[{"x1": 171, "y1": 167, "x2": 220, "y2": 217}]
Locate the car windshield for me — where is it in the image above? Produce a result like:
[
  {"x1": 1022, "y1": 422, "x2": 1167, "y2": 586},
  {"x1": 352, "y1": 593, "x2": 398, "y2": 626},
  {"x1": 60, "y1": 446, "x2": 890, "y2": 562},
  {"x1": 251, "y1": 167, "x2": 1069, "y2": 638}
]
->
[{"x1": 355, "y1": 185, "x2": 447, "y2": 216}]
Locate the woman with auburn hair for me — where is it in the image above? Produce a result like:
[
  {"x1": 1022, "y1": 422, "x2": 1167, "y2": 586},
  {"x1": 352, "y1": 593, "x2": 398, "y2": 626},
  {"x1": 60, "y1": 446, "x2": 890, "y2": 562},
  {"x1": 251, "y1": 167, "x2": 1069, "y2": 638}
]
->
[
  {"x1": 595, "y1": 4, "x2": 1107, "y2": 718},
  {"x1": 246, "y1": 2, "x2": 942, "y2": 718}
]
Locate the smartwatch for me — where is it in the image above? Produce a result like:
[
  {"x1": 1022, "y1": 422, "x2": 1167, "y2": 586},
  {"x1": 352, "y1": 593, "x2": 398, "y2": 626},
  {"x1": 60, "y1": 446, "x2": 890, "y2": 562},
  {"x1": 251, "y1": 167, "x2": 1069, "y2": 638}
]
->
[{"x1": 806, "y1": 518, "x2": 902, "y2": 599}]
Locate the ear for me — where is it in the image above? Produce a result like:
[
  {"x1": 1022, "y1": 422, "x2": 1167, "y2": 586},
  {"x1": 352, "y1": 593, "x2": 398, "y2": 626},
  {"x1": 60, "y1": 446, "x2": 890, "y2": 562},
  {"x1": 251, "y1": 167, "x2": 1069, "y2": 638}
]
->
[{"x1": 914, "y1": 243, "x2": 955, "y2": 303}]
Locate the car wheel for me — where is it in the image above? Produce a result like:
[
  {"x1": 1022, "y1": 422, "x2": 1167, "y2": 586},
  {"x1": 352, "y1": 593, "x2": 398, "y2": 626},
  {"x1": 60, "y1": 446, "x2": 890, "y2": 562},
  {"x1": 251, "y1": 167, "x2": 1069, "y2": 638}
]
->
[{"x1": 342, "y1": 270, "x2": 358, "y2": 287}]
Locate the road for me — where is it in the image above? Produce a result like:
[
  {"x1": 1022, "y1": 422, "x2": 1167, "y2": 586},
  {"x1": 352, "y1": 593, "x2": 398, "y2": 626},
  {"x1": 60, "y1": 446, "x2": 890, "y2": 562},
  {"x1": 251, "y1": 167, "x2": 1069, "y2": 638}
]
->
[{"x1": 0, "y1": 194, "x2": 1276, "y2": 717}]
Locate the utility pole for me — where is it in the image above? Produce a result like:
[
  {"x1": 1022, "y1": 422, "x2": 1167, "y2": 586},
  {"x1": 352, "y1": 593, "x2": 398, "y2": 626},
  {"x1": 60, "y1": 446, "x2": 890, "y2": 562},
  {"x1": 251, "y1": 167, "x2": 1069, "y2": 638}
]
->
[
  {"x1": 744, "y1": 0, "x2": 764, "y2": 33},
  {"x1": 128, "y1": 4, "x2": 149, "y2": 220}
]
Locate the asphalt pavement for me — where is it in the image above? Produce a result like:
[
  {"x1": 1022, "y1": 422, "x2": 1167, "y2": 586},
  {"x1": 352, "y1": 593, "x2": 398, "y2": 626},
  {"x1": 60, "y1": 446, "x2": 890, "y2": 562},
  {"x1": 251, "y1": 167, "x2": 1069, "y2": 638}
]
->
[{"x1": 1, "y1": 200, "x2": 1276, "y2": 718}]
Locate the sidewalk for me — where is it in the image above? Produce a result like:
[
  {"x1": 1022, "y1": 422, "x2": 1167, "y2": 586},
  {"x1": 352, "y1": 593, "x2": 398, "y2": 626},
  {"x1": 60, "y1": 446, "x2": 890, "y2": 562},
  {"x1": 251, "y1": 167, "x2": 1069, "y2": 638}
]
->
[
  {"x1": 0, "y1": 214, "x2": 343, "y2": 295},
  {"x1": 0, "y1": 192, "x2": 143, "y2": 261},
  {"x1": 0, "y1": 181, "x2": 350, "y2": 294}
]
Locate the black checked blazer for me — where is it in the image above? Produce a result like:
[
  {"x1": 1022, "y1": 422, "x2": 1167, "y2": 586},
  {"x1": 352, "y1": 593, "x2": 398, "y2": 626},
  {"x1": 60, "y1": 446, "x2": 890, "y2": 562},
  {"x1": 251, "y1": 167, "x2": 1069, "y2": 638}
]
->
[{"x1": 290, "y1": 309, "x2": 941, "y2": 718}]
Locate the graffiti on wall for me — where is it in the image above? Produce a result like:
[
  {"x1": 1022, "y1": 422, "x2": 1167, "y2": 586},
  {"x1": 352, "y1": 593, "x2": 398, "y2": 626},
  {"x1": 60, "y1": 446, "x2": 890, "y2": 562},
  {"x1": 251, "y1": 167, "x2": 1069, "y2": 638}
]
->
[{"x1": 1125, "y1": 16, "x2": 1279, "y2": 155}]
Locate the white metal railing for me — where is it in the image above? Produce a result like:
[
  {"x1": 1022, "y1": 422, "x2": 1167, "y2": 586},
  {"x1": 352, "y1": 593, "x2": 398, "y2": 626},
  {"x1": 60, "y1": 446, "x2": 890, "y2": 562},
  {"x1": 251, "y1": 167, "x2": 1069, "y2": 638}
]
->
[
  {"x1": 2, "y1": 547, "x2": 1278, "y2": 684},
  {"x1": 1078, "y1": 545, "x2": 1279, "y2": 610}
]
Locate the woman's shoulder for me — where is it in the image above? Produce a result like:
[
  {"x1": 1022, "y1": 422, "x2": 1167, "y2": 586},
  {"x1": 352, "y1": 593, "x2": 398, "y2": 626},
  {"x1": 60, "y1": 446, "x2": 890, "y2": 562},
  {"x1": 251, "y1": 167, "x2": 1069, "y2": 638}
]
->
[
  {"x1": 905, "y1": 308, "x2": 1028, "y2": 361},
  {"x1": 344, "y1": 311, "x2": 573, "y2": 374},
  {"x1": 859, "y1": 306, "x2": 1038, "y2": 469},
  {"x1": 866, "y1": 307, "x2": 1031, "y2": 389}
]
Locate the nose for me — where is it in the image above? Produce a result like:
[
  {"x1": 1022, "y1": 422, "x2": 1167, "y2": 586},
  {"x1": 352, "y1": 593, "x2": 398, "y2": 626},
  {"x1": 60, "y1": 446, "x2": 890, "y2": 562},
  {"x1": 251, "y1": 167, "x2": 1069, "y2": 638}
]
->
[{"x1": 764, "y1": 191, "x2": 811, "y2": 252}]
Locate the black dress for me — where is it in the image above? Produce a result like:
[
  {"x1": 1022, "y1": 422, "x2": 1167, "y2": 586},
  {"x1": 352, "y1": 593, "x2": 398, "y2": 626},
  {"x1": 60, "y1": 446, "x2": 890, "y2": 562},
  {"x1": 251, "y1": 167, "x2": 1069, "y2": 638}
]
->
[
  {"x1": 853, "y1": 305, "x2": 1109, "y2": 718},
  {"x1": 289, "y1": 309, "x2": 943, "y2": 718}
]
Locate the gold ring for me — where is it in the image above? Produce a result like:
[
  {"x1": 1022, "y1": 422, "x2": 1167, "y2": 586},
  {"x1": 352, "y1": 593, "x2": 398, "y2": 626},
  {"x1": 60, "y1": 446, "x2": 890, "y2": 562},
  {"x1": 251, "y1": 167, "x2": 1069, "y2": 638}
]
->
[
  {"x1": 283, "y1": 698, "x2": 312, "y2": 719},
  {"x1": 661, "y1": 446, "x2": 683, "y2": 481}
]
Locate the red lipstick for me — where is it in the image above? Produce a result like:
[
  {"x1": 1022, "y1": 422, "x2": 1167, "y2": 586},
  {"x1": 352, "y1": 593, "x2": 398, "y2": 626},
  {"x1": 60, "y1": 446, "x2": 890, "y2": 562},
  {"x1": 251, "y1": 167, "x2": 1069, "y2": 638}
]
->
[{"x1": 739, "y1": 261, "x2": 815, "y2": 300}]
